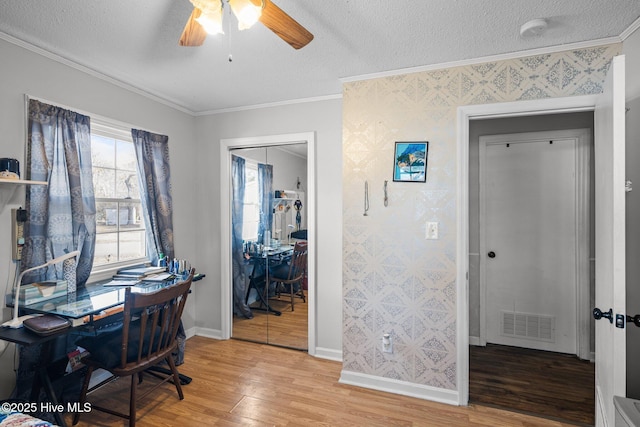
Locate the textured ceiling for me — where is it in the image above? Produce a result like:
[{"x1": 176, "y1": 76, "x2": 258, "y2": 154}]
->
[{"x1": 0, "y1": 0, "x2": 638, "y2": 114}]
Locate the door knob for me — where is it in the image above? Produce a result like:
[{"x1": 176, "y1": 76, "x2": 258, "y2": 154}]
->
[
  {"x1": 488, "y1": 251, "x2": 496, "y2": 258},
  {"x1": 593, "y1": 307, "x2": 613, "y2": 323},
  {"x1": 627, "y1": 314, "x2": 640, "y2": 327}
]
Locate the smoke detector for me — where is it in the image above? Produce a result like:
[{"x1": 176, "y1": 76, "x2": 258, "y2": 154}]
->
[{"x1": 520, "y1": 18, "x2": 548, "y2": 37}]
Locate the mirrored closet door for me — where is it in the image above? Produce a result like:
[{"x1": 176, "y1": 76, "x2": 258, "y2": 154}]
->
[{"x1": 230, "y1": 144, "x2": 308, "y2": 350}]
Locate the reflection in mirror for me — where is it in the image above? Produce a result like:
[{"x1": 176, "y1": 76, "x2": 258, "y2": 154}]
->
[{"x1": 230, "y1": 143, "x2": 308, "y2": 350}]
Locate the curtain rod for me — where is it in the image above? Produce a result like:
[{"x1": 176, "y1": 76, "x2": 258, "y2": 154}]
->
[{"x1": 24, "y1": 94, "x2": 166, "y2": 136}]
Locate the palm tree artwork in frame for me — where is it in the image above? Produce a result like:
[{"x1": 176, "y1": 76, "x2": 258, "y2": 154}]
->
[{"x1": 393, "y1": 141, "x2": 428, "y2": 182}]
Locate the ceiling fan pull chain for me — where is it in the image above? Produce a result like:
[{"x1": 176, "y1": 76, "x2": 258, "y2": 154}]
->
[{"x1": 227, "y1": 2, "x2": 233, "y2": 62}]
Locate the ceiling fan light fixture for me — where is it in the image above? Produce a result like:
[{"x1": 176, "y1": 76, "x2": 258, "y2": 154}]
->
[
  {"x1": 229, "y1": 0, "x2": 263, "y2": 30},
  {"x1": 189, "y1": 0, "x2": 224, "y2": 34},
  {"x1": 180, "y1": 0, "x2": 313, "y2": 49},
  {"x1": 196, "y1": 9, "x2": 224, "y2": 34}
]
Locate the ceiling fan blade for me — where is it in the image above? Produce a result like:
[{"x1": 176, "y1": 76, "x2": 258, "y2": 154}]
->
[
  {"x1": 179, "y1": 8, "x2": 207, "y2": 47},
  {"x1": 259, "y1": 0, "x2": 313, "y2": 50}
]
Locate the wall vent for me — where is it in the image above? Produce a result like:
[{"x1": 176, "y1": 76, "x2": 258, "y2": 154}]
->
[{"x1": 501, "y1": 311, "x2": 554, "y2": 342}]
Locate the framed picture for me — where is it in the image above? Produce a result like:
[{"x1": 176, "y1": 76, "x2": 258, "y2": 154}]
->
[{"x1": 393, "y1": 141, "x2": 428, "y2": 182}]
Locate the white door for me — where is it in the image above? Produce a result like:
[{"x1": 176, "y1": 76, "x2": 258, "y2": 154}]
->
[
  {"x1": 480, "y1": 130, "x2": 587, "y2": 354},
  {"x1": 594, "y1": 55, "x2": 626, "y2": 427}
]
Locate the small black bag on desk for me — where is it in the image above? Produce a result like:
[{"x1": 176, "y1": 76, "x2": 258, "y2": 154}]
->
[{"x1": 23, "y1": 315, "x2": 71, "y2": 336}]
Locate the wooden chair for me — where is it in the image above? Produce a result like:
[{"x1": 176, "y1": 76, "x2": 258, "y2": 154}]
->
[
  {"x1": 73, "y1": 269, "x2": 195, "y2": 427},
  {"x1": 272, "y1": 241, "x2": 308, "y2": 311}
]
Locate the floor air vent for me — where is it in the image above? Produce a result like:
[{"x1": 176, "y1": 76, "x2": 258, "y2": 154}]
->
[{"x1": 501, "y1": 311, "x2": 554, "y2": 342}]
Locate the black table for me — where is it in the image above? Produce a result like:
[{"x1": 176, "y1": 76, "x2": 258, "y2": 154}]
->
[{"x1": 0, "y1": 326, "x2": 71, "y2": 427}]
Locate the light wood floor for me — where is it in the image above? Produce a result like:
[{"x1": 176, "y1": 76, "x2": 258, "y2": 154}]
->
[
  {"x1": 232, "y1": 294, "x2": 308, "y2": 350},
  {"x1": 67, "y1": 336, "x2": 580, "y2": 427}
]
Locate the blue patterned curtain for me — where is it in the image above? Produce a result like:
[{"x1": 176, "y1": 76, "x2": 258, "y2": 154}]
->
[
  {"x1": 232, "y1": 155, "x2": 252, "y2": 318},
  {"x1": 257, "y1": 163, "x2": 273, "y2": 246},
  {"x1": 131, "y1": 129, "x2": 173, "y2": 264},
  {"x1": 23, "y1": 99, "x2": 96, "y2": 285}
]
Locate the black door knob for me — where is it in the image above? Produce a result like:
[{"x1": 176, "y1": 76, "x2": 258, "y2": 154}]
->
[
  {"x1": 627, "y1": 314, "x2": 640, "y2": 327},
  {"x1": 488, "y1": 251, "x2": 496, "y2": 258},
  {"x1": 593, "y1": 307, "x2": 613, "y2": 323}
]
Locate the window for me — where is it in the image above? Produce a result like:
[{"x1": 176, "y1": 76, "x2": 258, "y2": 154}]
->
[
  {"x1": 242, "y1": 162, "x2": 259, "y2": 241},
  {"x1": 91, "y1": 122, "x2": 147, "y2": 269}
]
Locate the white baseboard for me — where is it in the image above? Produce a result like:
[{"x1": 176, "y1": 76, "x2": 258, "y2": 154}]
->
[
  {"x1": 187, "y1": 331, "x2": 344, "y2": 363},
  {"x1": 339, "y1": 370, "x2": 459, "y2": 406},
  {"x1": 193, "y1": 327, "x2": 224, "y2": 340},
  {"x1": 314, "y1": 346, "x2": 342, "y2": 362},
  {"x1": 185, "y1": 326, "x2": 197, "y2": 339},
  {"x1": 469, "y1": 336, "x2": 481, "y2": 346}
]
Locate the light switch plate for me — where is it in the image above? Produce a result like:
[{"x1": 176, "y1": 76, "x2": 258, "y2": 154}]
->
[{"x1": 426, "y1": 222, "x2": 438, "y2": 239}]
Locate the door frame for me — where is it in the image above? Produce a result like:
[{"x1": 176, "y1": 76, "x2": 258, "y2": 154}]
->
[
  {"x1": 219, "y1": 132, "x2": 317, "y2": 355},
  {"x1": 478, "y1": 129, "x2": 591, "y2": 358},
  {"x1": 456, "y1": 95, "x2": 599, "y2": 405}
]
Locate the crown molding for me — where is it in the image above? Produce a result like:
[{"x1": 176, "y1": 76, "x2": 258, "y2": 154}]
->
[
  {"x1": 197, "y1": 93, "x2": 342, "y2": 116},
  {"x1": 340, "y1": 36, "x2": 622, "y2": 84},
  {"x1": 620, "y1": 16, "x2": 640, "y2": 41},
  {"x1": 0, "y1": 31, "x2": 196, "y2": 115}
]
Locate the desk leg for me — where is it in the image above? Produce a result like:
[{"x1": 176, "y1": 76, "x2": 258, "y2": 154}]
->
[
  {"x1": 29, "y1": 342, "x2": 68, "y2": 427},
  {"x1": 40, "y1": 367, "x2": 67, "y2": 427},
  {"x1": 246, "y1": 276, "x2": 281, "y2": 316}
]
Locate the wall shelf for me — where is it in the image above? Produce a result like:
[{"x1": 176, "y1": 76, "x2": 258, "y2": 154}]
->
[
  {"x1": 273, "y1": 197, "x2": 295, "y2": 210},
  {"x1": 0, "y1": 178, "x2": 48, "y2": 186},
  {"x1": 0, "y1": 178, "x2": 47, "y2": 214}
]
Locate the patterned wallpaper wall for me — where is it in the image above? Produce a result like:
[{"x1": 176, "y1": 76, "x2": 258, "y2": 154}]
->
[{"x1": 342, "y1": 44, "x2": 621, "y2": 391}]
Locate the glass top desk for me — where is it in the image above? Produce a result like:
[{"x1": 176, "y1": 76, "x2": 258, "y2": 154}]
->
[{"x1": 13, "y1": 273, "x2": 200, "y2": 323}]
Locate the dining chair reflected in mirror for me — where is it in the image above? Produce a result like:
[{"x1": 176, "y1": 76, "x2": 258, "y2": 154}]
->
[{"x1": 271, "y1": 241, "x2": 308, "y2": 311}]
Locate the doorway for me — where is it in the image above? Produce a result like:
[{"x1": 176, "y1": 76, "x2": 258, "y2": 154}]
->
[
  {"x1": 230, "y1": 144, "x2": 309, "y2": 350},
  {"x1": 219, "y1": 132, "x2": 316, "y2": 354},
  {"x1": 463, "y1": 108, "x2": 594, "y2": 420},
  {"x1": 456, "y1": 95, "x2": 599, "y2": 405},
  {"x1": 467, "y1": 115, "x2": 595, "y2": 423}
]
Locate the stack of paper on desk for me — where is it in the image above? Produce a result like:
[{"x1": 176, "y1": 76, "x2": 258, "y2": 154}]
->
[{"x1": 112, "y1": 265, "x2": 167, "y2": 280}]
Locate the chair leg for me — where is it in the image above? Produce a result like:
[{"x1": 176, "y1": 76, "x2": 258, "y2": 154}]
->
[
  {"x1": 166, "y1": 356, "x2": 185, "y2": 400},
  {"x1": 129, "y1": 374, "x2": 137, "y2": 427},
  {"x1": 73, "y1": 365, "x2": 94, "y2": 425},
  {"x1": 290, "y1": 284, "x2": 295, "y2": 311}
]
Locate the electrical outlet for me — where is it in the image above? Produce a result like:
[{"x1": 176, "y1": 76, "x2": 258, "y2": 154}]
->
[
  {"x1": 426, "y1": 222, "x2": 438, "y2": 240},
  {"x1": 382, "y1": 334, "x2": 393, "y2": 353}
]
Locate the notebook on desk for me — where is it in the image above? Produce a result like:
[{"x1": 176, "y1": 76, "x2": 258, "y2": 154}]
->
[
  {"x1": 143, "y1": 272, "x2": 174, "y2": 282},
  {"x1": 102, "y1": 279, "x2": 140, "y2": 287},
  {"x1": 116, "y1": 265, "x2": 166, "y2": 278}
]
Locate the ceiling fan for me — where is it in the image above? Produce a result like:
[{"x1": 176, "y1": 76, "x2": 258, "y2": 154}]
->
[{"x1": 179, "y1": 0, "x2": 313, "y2": 49}]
